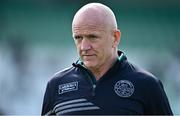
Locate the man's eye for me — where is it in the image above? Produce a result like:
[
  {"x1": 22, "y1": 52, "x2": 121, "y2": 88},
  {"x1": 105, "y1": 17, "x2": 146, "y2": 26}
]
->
[
  {"x1": 88, "y1": 35, "x2": 98, "y2": 40},
  {"x1": 89, "y1": 35, "x2": 97, "y2": 39},
  {"x1": 74, "y1": 36, "x2": 82, "y2": 40}
]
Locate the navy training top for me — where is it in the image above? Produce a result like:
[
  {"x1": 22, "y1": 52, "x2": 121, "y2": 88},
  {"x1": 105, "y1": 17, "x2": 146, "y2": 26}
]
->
[{"x1": 41, "y1": 51, "x2": 173, "y2": 115}]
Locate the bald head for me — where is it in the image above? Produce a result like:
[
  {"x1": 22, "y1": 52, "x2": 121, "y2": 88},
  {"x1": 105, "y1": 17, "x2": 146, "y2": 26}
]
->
[
  {"x1": 72, "y1": 3, "x2": 121, "y2": 76},
  {"x1": 72, "y1": 3, "x2": 118, "y2": 30}
]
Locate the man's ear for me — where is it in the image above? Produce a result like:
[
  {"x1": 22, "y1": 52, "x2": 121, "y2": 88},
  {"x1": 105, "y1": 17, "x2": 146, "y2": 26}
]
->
[{"x1": 113, "y1": 29, "x2": 121, "y2": 47}]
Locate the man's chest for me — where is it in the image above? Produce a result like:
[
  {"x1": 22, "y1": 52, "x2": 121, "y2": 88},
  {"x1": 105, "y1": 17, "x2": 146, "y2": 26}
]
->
[{"x1": 51, "y1": 78, "x2": 145, "y2": 115}]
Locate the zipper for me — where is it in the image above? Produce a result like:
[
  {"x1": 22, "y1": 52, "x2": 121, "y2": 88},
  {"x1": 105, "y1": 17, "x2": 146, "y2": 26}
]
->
[
  {"x1": 74, "y1": 63, "x2": 97, "y2": 96},
  {"x1": 73, "y1": 51, "x2": 125, "y2": 96}
]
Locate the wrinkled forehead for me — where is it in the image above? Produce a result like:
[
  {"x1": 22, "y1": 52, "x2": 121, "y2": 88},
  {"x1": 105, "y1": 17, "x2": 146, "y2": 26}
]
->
[{"x1": 72, "y1": 24, "x2": 107, "y2": 35}]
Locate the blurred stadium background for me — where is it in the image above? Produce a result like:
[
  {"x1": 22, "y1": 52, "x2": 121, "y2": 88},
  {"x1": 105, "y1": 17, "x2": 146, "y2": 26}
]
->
[{"x1": 0, "y1": 0, "x2": 180, "y2": 114}]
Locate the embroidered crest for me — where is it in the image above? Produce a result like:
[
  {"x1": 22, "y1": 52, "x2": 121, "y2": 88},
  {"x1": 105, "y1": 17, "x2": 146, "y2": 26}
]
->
[
  {"x1": 114, "y1": 80, "x2": 134, "y2": 97},
  {"x1": 59, "y1": 81, "x2": 78, "y2": 94}
]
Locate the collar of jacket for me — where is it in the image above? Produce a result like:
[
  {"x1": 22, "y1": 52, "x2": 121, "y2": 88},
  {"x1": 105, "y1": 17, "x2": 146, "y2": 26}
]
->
[
  {"x1": 73, "y1": 50, "x2": 126, "y2": 68},
  {"x1": 72, "y1": 50, "x2": 127, "y2": 87}
]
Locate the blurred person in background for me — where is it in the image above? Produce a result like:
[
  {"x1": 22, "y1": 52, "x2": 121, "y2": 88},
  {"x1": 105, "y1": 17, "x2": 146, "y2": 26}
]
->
[{"x1": 41, "y1": 3, "x2": 173, "y2": 115}]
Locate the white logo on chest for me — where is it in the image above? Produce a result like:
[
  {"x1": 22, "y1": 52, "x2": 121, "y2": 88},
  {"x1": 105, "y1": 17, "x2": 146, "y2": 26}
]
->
[
  {"x1": 114, "y1": 80, "x2": 134, "y2": 97},
  {"x1": 59, "y1": 81, "x2": 78, "y2": 94}
]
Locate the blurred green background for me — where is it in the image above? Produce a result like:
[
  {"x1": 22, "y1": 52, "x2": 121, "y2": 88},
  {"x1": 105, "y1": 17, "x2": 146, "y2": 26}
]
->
[{"x1": 0, "y1": 0, "x2": 180, "y2": 114}]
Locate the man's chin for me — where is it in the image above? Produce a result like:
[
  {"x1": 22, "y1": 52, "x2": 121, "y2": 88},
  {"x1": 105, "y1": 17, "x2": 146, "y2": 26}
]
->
[{"x1": 84, "y1": 62, "x2": 96, "y2": 69}]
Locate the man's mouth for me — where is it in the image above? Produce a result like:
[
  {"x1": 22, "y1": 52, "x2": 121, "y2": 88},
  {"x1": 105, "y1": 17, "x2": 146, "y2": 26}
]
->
[
  {"x1": 83, "y1": 55, "x2": 94, "y2": 56},
  {"x1": 82, "y1": 54, "x2": 96, "y2": 59}
]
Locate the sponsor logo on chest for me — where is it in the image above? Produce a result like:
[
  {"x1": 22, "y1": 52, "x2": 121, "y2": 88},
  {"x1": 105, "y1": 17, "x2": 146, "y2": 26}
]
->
[{"x1": 59, "y1": 81, "x2": 78, "y2": 94}]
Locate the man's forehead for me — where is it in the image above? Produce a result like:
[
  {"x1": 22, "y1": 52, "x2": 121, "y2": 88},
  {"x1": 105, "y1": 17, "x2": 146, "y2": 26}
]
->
[{"x1": 72, "y1": 24, "x2": 107, "y2": 34}]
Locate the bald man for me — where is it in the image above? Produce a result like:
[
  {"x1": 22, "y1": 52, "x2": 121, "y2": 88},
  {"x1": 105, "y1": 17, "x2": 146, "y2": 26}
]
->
[{"x1": 41, "y1": 3, "x2": 173, "y2": 115}]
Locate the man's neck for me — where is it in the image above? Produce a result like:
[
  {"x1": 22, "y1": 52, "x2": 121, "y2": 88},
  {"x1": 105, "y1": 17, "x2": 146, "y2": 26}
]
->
[{"x1": 89, "y1": 54, "x2": 118, "y2": 80}]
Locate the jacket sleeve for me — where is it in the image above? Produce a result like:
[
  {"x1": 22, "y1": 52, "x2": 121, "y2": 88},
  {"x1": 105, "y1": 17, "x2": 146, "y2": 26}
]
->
[
  {"x1": 41, "y1": 81, "x2": 53, "y2": 115},
  {"x1": 145, "y1": 78, "x2": 173, "y2": 115}
]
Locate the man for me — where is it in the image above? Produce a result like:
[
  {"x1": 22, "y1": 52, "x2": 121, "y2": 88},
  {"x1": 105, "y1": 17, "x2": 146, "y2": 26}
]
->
[{"x1": 41, "y1": 3, "x2": 173, "y2": 115}]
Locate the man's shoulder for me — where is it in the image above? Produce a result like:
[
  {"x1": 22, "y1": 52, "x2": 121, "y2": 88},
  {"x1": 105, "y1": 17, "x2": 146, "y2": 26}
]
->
[
  {"x1": 124, "y1": 62, "x2": 160, "y2": 85},
  {"x1": 133, "y1": 69, "x2": 160, "y2": 85},
  {"x1": 54, "y1": 66, "x2": 75, "y2": 78},
  {"x1": 48, "y1": 66, "x2": 76, "y2": 83},
  {"x1": 123, "y1": 62, "x2": 163, "y2": 94}
]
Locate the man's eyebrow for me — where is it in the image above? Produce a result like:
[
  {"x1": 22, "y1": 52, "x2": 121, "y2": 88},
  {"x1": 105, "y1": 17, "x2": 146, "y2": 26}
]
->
[
  {"x1": 73, "y1": 33, "x2": 98, "y2": 38},
  {"x1": 73, "y1": 34, "x2": 81, "y2": 37},
  {"x1": 87, "y1": 34, "x2": 98, "y2": 38}
]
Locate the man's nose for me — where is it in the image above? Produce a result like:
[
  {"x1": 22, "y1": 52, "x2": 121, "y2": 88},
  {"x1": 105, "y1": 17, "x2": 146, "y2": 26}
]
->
[{"x1": 81, "y1": 38, "x2": 91, "y2": 51}]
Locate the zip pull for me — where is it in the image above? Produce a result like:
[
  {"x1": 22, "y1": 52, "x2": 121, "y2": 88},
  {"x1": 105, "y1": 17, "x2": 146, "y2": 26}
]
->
[
  {"x1": 92, "y1": 84, "x2": 96, "y2": 96},
  {"x1": 93, "y1": 84, "x2": 96, "y2": 89}
]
